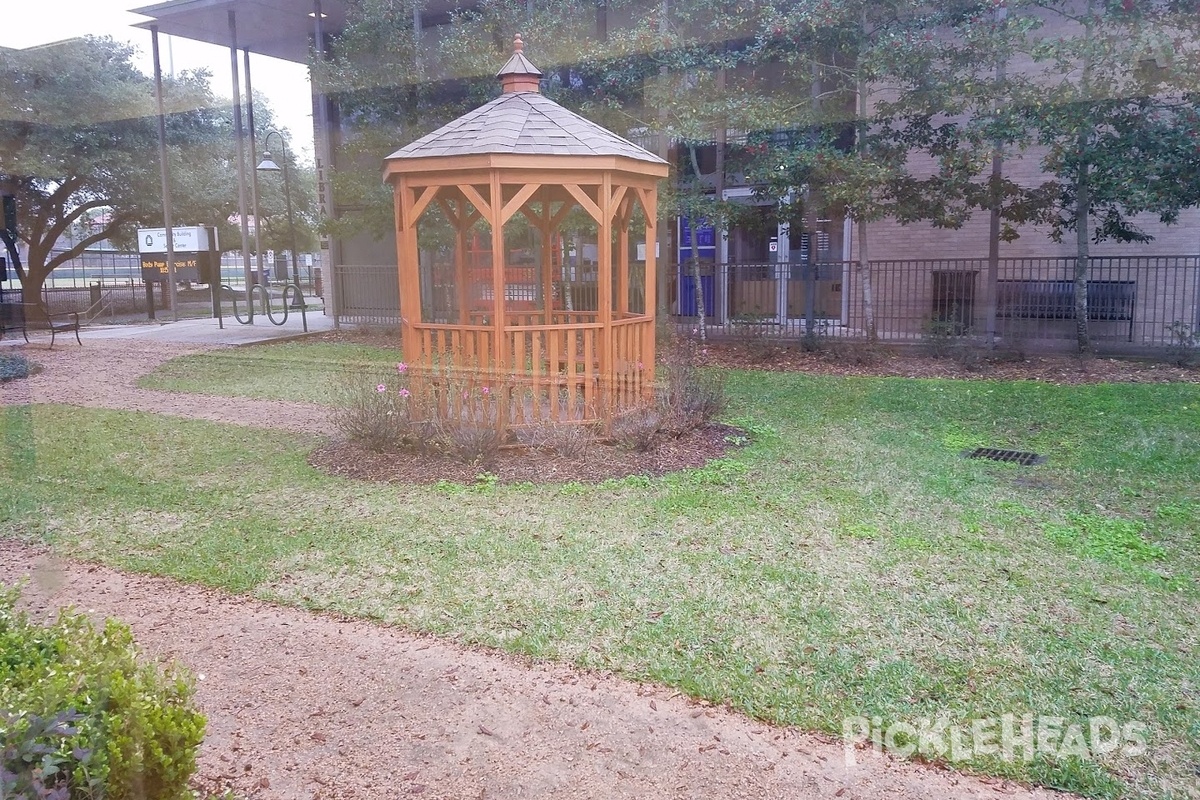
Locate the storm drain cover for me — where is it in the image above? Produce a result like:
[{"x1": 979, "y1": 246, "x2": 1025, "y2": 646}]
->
[{"x1": 963, "y1": 447, "x2": 1046, "y2": 466}]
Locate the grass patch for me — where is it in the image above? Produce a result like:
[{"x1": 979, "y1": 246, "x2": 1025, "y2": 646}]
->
[
  {"x1": 137, "y1": 341, "x2": 399, "y2": 404},
  {"x1": 3, "y1": 365, "x2": 1199, "y2": 799}
]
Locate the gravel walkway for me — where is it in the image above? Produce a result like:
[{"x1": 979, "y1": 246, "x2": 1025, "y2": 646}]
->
[
  {"x1": 0, "y1": 543, "x2": 1069, "y2": 800},
  {"x1": 0, "y1": 340, "x2": 332, "y2": 435}
]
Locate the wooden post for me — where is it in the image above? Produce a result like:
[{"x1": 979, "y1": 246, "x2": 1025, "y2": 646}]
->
[
  {"x1": 395, "y1": 179, "x2": 423, "y2": 350},
  {"x1": 616, "y1": 193, "x2": 630, "y2": 317},
  {"x1": 454, "y1": 212, "x2": 469, "y2": 326},
  {"x1": 597, "y1": 173, "x2": 613, "y2": 423},
  {"x1": 642, "y1": 186, "x2": 658, "y2": 395},
  {"x1": 539, "y1": 196, "x2": 555, "y2": 326},
  {"x1": 489, "y1": 172, "x2": 507, "y2": 428}
]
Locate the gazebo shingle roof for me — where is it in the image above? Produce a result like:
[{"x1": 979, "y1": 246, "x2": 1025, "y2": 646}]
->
[{"x1": 385, "y1": 91, "x2": 667, "y2": 164}]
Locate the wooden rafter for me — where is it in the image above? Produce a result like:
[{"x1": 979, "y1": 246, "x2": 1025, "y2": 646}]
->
[
  {"x1": 562, "y1": 183, "x2": 602, "y2": 223},
  {"x1": 459, "y1": 183, "x2": 493, "y2": 219},
  {"x1": 410, "y1": 185, "x2": 440, "y2": 224},
  {"x1": 633, "y1": 186, "x2": 657, "y2": 222},
  {"x1": 608, "y1": 185, "x2": 628, "y2": 222},
  {"x1": 501, "y1": 183, "x2": 543, "y2": 224},
  {"x1": 615, "y1": 194, "x2": 634, "y2": 228},
  {"x1": 548, "y1": 201, "x2": 575, "y2": 231}
]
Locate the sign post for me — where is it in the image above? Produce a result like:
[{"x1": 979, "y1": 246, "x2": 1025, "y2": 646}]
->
[{"x1": 138, "y1": 227, "x2": 221, "y2": 321}]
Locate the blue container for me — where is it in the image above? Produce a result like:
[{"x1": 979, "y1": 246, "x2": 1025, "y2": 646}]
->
[{"x1": 678, "y1": 273, "x2": 715, "y2": 317}]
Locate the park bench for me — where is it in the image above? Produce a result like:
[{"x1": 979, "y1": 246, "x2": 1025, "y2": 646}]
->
[
  {"x1": 0, "y1": 299, "x2": 82, "y2": 348},
  {"x1": 996, "y1": 279, "x2": 1136, "y2": 341}
]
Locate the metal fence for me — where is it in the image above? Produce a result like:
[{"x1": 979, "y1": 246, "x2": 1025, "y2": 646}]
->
[
  {"x1": 333, "y1": 264, "x2": 401, "y2": 324},
  {"x1": 685, "y1": 256, "x2": 1200, "y2": 351},
  {"x1": 29, "y1": 249, "x2": 322, "y2": 292},
  {"x1": 327, "y1": 256, "x2": 1200, "y2": 352}
]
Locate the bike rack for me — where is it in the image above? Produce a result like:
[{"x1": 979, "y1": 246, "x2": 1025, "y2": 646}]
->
[{"x1": 220, "y1": 283, "x2": 308, "y2": 332}]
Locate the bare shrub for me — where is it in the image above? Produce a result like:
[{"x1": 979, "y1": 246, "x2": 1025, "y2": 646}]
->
[
  {"x1": 990, "y1": 338, "x2": 1028, "y2": 364},
  {"x1": 525, "y1": 418, "x2": 593, "y2": 457},
  {"x1": 1165, "y1": 321, "x2": 1199, "y2": 367},
  {"x1": 657, "y1": 335, "x2": 726, "y2": 435},
  {"x1": 330, "y1": 369, "x2": 415, "y2": 452},
  {"x1": 422, "y1": 373, "x2": 506, "y2": 465},
  {"x1": 921, "y1": 318, "x2": 988, "y2": 369},
  {"x1": 731, "y1": 313, "x2": 777, "y2": 363},
  {"x1": 921, "y1": 317, "x2": 960, "y2": 359},
  {"x1": 435, "y1": 418, "x2": 503, "y2": 465},
  {"x1": 611, "y1": 405, "x2": 662, "y2": 452},
  {"x1": 799, "y1": 319, "x2": 832, "y2": 354}
]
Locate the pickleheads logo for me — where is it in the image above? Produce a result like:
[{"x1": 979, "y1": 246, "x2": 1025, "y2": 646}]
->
[{"x1": 842, "y1": 714, "x2": 1148, "y2": 766}]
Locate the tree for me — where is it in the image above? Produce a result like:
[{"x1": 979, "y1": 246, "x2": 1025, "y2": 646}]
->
[
  {"x1": 872, "y1": 0, "x2": 1200, "y2": 352},
  {"x1": 0, "y1": 36, "x2": 240, "y2": 303},
  {"x1": 976, "y1": 0, "x2": 1200, "y2": 351}
]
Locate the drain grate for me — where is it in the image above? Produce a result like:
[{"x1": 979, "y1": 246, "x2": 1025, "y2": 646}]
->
[{"x1": 963, "y1": 447, "x2": 1046, "y2": 466}]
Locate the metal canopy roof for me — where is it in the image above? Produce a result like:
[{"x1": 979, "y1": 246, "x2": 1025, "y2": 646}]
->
[{"x1": 130, "y1": 0, "x2": 348, "y2": 63}]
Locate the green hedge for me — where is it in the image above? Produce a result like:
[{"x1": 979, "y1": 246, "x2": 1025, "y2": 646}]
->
[{"x1": 0, "y1": 584, "x2": 206, "y2": 799}]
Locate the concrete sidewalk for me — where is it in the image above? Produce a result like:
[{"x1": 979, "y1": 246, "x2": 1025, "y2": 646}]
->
[{"x1": 3, "y1": 306, "x2": 336, "y2": 348}]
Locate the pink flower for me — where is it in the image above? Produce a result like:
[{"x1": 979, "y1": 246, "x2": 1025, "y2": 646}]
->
[
  {"x1": 636, "y1": 361, "x2": 644, "y2": 370},
  {"x1": 398, "y1": 388, "x2": 411, "y2": 398},
  {"x1": 481, "y1": 386, "x2": 491, "y2": 395},
  {"x1": 463, "y1": 390, "x2": 470, "y2": 400},
  {"x1": 396, "y1": 362, "x2": 408, "y2": 374},
  {"x1": 376, "y1": 384, "x2": 387, "y2": 393}
]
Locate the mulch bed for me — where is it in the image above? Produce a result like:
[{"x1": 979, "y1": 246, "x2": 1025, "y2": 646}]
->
[
  {"x1": 308, "y1": 423, "x2": 743, "y2": 485},
  {"x1": 304, "y1": 329, "x2": 1195, "y2": 485},
  {"x1": 691, "y1": 341, "x2": 1200, "y2": 385},
  {"x1": 309, "y1": 328, "x2": 1199, "y2": 386}
]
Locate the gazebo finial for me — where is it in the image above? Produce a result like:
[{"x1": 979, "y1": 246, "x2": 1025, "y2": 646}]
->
[{"x1": 496, "y1": 32, "x2": 543, "y2": 93}]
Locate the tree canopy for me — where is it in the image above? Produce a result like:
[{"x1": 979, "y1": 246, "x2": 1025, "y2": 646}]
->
[
  {"x1": 321, "y1": 0, "x2": 1200, "y2": 348},
  {"x1": 0, "y1": 36, "x2": 314, "y2": 301}
]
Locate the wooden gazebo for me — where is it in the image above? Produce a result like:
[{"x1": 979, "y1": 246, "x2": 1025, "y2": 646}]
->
[{"x1": 384, "y1": 36, "x2": 668, "y2": 432}]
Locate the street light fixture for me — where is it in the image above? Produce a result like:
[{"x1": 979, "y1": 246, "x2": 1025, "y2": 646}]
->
[{"x1": 256, "y1": 131, "x2": 305, "y2": 313}]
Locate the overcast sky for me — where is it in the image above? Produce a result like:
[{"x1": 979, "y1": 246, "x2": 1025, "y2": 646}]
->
[{"x1": 4, "y1": 0, "x2": 315, "y2": 161}]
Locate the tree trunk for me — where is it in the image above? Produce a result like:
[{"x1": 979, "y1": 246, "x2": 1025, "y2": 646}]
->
[
  {"x1": 854, "y1": 46, "x2": 877, "y2": 342},
  {"x1": 1074, "y1": 0, "x2": 1093, "y2": 354},
  {"x1": 21, "y1": 280, "x2": 44, "y2": 307},
  {"x1": 688, "y1": 218, "x2": 706, "y2": 342},
  {"x1": 856, "y1": 218, "x2": 876, "y2": 341},
  {"x1": 686, "y1": 144, "x2": 707, "y2": 342},
  {"x1": 20, "y1": 249, "x2": 47, "y2": 307},
  {"x1": 1074, "y1": 163, "x2": 1091, "y2": 353}
]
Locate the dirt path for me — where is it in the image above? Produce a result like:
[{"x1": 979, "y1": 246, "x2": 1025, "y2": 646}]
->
[
  {"x1": 0, "y1": 543, "x2": 1068, "y2": 800},
  {"x1": 0, "y1": 340, "x2": 332, "y2": 435}
]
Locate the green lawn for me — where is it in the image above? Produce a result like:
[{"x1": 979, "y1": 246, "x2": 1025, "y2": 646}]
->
[
  {"x1": 137, "y1": 341, "x2": 398, "y2": 404},
  {"x1": 7, "y1": 350, "x2": 1200, "y2": 800}
]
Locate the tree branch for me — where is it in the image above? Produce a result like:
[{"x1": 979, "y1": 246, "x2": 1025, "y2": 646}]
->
[{"x1": 36, "y1": 212, "x2": 135, "y2": 277}]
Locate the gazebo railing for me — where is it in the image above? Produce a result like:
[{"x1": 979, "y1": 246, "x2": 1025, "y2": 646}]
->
[
  {"x1": 409, "y1": 314, "x2": 654, "y2": 427},
  {"x1": 611, "y1": 317, "x2": 654, "y2": 411},
  {"x1": 465, "y1": 310, "x2": 603, "y2": 327},
  {"x1": 413, "y1": 323, "x2": 497, "y2": 371},
  {"x1": 507, "y1": 324, "x2": 601, "y2": 424}
]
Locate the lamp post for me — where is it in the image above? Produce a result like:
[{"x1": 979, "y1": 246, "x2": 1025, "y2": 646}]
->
[{"x1": 256, "y1": 131, "x2": 305, "y2": 311}]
